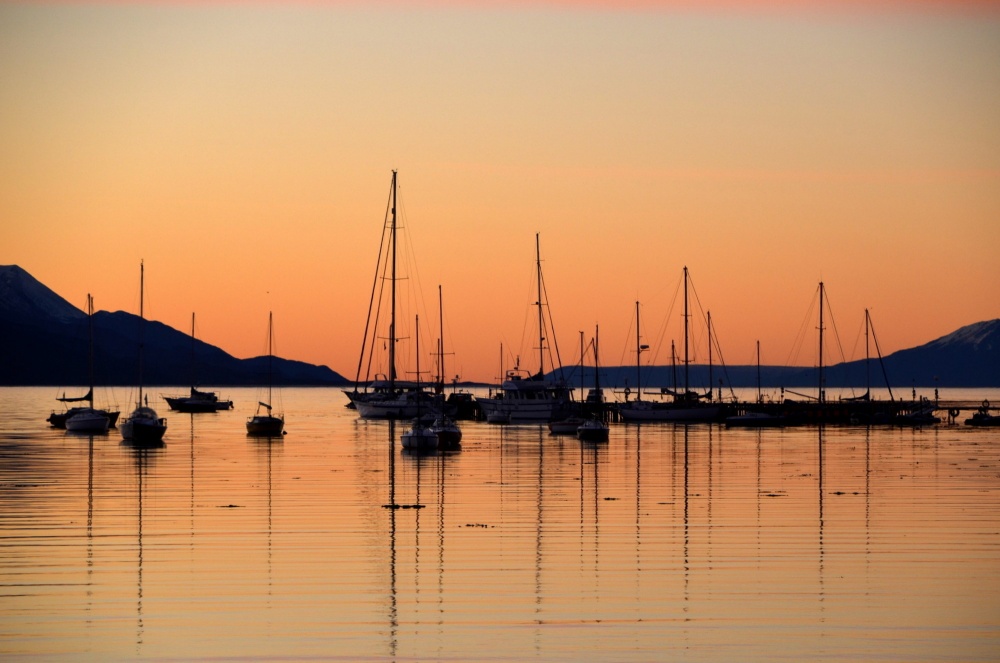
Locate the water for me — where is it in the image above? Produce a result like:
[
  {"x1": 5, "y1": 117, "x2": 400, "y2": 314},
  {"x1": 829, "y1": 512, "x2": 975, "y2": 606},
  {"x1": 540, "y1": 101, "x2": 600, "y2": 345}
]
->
[{"x1": 2, "y1": 387, "x2": 999, "y2": 661}]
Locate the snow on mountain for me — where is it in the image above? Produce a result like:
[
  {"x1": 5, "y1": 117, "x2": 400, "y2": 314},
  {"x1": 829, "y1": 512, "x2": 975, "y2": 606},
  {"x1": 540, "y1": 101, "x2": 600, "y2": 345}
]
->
[{"x1": 0, "y1": 265, "x2": 84, "y2": 323}]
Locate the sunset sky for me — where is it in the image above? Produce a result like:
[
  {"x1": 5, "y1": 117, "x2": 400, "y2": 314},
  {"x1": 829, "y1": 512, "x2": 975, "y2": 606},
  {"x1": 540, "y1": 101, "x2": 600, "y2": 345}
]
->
[{"x1": 2, "y1": 1, "x2": 998, "y2": 383}]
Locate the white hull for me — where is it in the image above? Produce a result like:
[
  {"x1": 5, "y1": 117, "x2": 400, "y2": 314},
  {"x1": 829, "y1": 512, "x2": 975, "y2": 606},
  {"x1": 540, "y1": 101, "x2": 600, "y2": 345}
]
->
[
  {"x1": 401, "y1": 426, "x2": 438, "y2": 452},
  {"x1": 618, "y1": 401, "x2": 721, "y2": 423},
  {"x1": 477, "y1": 398, "x2": 568, "y2": 422},
  {"x1": 65, "y1": 409, "x2": 110, "y2": 434}
]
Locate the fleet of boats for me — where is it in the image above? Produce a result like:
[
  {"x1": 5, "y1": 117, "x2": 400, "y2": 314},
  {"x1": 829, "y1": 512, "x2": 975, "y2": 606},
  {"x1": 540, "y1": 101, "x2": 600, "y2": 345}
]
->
[{"x1": 37, "y1": 172, "x2": 999, "y2": 446}]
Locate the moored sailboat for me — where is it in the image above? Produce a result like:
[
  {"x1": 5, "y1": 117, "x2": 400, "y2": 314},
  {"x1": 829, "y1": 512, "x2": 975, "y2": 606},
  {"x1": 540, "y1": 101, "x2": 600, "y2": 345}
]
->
[
  {"x1": 120, "y1": 262, "x2": 167, "y2": 445},
  {"x1": 401, "y1": 315, "x2": 438, "y2": 453},
  {"x1": 163, "y1": 313, "x2": 233, "y2": 413},
  {"x1": 65, "y1": 294, "x2": 112, "y2": 434},
  {"x1": 246, "y1": 312, "x2": 285, "y2": 437},
  {"x1": 476, "y1": 234, "x2": 574, "y2": 423},
  {"x1": 346, "y1": 171, "x2": 437, "y2": 420},
  {"x1": 618, "y1": 268, "x2": 720, "y2": 423}
]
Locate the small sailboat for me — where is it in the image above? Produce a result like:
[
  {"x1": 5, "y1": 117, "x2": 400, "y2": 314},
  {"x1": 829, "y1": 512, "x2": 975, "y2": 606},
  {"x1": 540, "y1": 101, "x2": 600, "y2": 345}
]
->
[
  {"x1": 429, "y1": 286, "x2": 461, "y2": 449},
  {"x1": 65, "y1": 294, "x2": 112, "y2": 434},
  {"x1": 576, "y1": 325, "x2": 609, "y2": 443},
  {"x1": 726, "y1": 341, "x2": 786, "y2": 428},
  {"x1": 246, "y1": 312, "x2": 285, "y2": 437},
  {"x1": 163, "y1": 313, "x2": 233, "y2": 412},
  {"x1": 476, "y1": 234, "x2": 574, "y2": 423},
  {"x1": 120, "y1": 262, "x2": 167, "y2": 445},
  {"x1": 401, "y1": 315, "x2": 438, "y2": 453}
]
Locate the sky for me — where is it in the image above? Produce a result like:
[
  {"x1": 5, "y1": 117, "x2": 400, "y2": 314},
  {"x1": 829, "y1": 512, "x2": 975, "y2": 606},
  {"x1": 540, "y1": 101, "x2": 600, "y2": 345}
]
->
[{"x1": 2, "y1": 0, "x2": 998, "y2": 383}]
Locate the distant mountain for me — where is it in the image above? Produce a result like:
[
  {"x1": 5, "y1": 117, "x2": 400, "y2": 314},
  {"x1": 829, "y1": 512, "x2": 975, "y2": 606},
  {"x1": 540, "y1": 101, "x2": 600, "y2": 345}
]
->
[
  {"x1": 552, "y1": 319, "x2": 1000, "y2": 390},
  {"x1": 0, "y1": 265, "x2": 348, "y2": 386}
]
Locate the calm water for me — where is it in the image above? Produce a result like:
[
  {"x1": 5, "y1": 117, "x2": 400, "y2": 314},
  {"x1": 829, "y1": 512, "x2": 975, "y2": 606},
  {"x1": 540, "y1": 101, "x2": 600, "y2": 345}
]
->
[{"x1": 1, "y1": 386, "x2": 999, "y2": 662}]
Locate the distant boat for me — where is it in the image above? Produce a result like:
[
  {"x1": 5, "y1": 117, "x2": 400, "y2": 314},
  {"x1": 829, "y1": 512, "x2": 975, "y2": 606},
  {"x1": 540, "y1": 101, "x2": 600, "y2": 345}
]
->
[
  {"x1": 429, "y1": 286, "x2": 461, "y2": 449},
  {"x1": 400, "y1": 315, "x2": 437, "y2": 453},
  {"x1": 246, "y1": 312, "x2": 285, "y2": 437},
  {"x1": 965, "y1": 401, "x2": 1000, "y2": 427},
  {"x1": 476, "y1": 234, "x2": 575, "y2": 423},
  {"x1": 618, "y1": 271, "x2": 721, "y2": 423},
  {"x1": 163, "y1": 313, "x2": 234, "y2": 413},
  {"x1": 346, "y1": 171, "x2": 437, "y2": 420},
  {"x1": 65, "y1": 294, "x2": 111, "y2": 434},
  {"x1": 48, "y1": 294, "x2": 119, "y2": 430},
  {"x1": 576, "y1": 325, "x2": 609, "y2": 443},
  {"x1": 726, "y1": 341, "x2": 786, "y2": 428},
  {"x1": 120, "y1": 262, "x2": 167, "y2": 445}
]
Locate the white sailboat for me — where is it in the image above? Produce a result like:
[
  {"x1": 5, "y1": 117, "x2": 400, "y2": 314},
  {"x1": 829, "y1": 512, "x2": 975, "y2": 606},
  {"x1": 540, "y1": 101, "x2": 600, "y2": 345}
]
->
[
  {"x1": 65, "y1": 294, "x2": 111, "y2": 434},
  {"x1": 401, "y1": 315, "x2": 437, "y2": 452},
  {"x1": 618, "y1": 267, "x2": 720, "y2": 423},
  {"x1": 246, "y1": 312, "x2": 285, "y2": 437},
  {"x1": 346, "y1": 171, "x2": 436, "y2": 420},
  {"x1": 120, "y1": 262, "x2": 167, "y2": 445},
  {"x1": 476, "y1": 234, "x2": 574, "y2": 423}
]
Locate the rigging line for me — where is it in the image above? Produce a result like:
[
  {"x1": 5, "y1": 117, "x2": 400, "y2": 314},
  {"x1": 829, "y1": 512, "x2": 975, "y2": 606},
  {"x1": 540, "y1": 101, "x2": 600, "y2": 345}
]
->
[
  {"x1": 783, "y1": 285, "x2": 818, "y2": 370},
  {"x1": 650, "y1": 275, "x2": 682, "y2": 369},
  {"x1": 821, "y1": 286, "x2": 858, "y2": 398},
  {"x1": 353, "y1": 180, "x2": 393, "y2": 385},
  {"x1": 538, "y1": 264, "x2": 566, "y2": 379}
]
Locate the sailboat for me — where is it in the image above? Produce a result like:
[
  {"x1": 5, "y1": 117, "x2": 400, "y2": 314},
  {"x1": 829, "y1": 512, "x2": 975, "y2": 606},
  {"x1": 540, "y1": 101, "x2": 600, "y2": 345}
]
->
[
  {"x1": 429, "y1": 286, "x2": 462, "y2": 449},
  {"x1": 163, "y1": 313, "x2": 234, "y2": 412},
  {"x1": 345, "y1": 171, "x2": 436, "y2": 420},
  {"x1": 618, "y1": 267, "x2": 720, "y2": 423},
  {"x1": 577, "y1": 325, "x2": 609, "y2": 443},
  {"x1": 47, "y1": 295, "x2": 120, "y2": 430},
  {"x1": 246, "y1": 312, "x2": 285, "y2": 437},
  {"x1": 65, "y1": 294, "x2": 112, "y2": 433},
  {"x1": 120, "y1": 262, "x2": 168, "y2": 445},
  {"x1": 725, "y1": 341, "x2": 786, "y2": 427},
  {"x1": 401, "y1": 315, "x2": 438, "y2": 452},
  {"x1": 475, "y1": 233, "x2": 574, "y2": 423}
]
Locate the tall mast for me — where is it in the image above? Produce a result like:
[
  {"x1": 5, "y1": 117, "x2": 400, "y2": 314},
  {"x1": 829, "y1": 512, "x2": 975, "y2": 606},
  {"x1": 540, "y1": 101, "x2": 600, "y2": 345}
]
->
[
  {"x1": 756, "y1": 340, "x2": 762, "y2": 404},
  {"x1": 818, "y1": 281, "x2": 825, "y2": 403},
  {"x1": 87, "y1": 294, "x2": 94, "y2": 409},
  {"x1": 579, "y1": 331, "x2": 585, "y2": 402},
  {"x1": 683, "y1": 266, "x2": 689, "y2": 395},
  {"x1": 267, "y1": 311, "x2": 273, "y2": 409},
  {"x1": 707, "y1": 310, "x2": 713, "y2": 400},
  {"x1": 635, "y1": 301, "x2": 641, "y2": 396},
  {"x1": 438, "y1": 285, "x2": 445, "y2": 392},
  {"x1": 389, "y1": 170, "x2": 398, "y2": 390},
  {"x1": 138, "y1": 260, "x2": 145, "y2": 408},
  {"x1": 536, "y1": 232, "x2": 544, "y2": 379},
  {"x1": 865, "y1": 308, "x2": 870, "y2": 397},
  {"x1": 190, "y1": 312, "x2": 196, "y2": 387}
]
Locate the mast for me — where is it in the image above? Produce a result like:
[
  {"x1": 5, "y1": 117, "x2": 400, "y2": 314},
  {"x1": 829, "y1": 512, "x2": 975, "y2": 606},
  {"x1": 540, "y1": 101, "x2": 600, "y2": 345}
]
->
[
  {"x1": 579, "y1": 331, "x2": 585, "y2": 402},
  {"x1": 865, "y1": 308, "x2": 870, "y2": 397},
  {"x1": 594, "y1": 324, "x2": 601, "y2": 396},
  {"x1": 87, "y1": 294, "x2": 95, "y2": 409},
  {"x1": 536, "y1": 232, "x2": 544, "y2": 379},
  {"x1": 707, "y1": 310, "x2": 713, "y2": 400},
  {"x1": 756, "y1": 340, "x2": 762, "y2": 404},
  {"x1": 818, "y1": 281, "x2": 825, "y2": 403},
  {"x1": 389, "y1": 170, "x2": 398, "y2": 391},
  {"x1": 190, "y1": 312, "x2": 196, "y2": 388},
  {"x1": 683, "y1": 266, "x2": 690, "y2": 396},
  {"x1": 267, "y1": 311, "x2": 273, "y2": 411},
  {"x1": 138, "y1": 261, "x2": 145, "y2": 408},
  {"x1": 635, "y1": 301, "x2": 641, "y2": 398},
  {"x1": 438, "y1": 285, "x2": 445, "y2": 393}
]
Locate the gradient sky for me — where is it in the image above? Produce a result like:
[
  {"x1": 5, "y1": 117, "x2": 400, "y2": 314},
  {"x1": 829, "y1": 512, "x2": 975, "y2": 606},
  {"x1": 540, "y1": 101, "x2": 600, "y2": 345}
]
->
[{"x1": 2, "y1": 1, "x2": 998, "y2": 383}]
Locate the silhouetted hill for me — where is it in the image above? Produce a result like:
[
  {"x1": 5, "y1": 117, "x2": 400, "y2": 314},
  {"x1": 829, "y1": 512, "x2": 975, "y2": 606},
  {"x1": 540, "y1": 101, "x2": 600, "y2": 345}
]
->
[
  {"x1": 0, "y1": 265, "x2": 347, "y2": 386},
  {"x1": 553, "y1": 319, "x2": 1000, "y2": 390}
]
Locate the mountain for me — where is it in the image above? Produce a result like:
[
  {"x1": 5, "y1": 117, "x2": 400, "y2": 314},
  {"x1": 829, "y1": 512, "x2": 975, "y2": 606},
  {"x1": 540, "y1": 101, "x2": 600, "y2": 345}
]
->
[
  {"x1": 0, "y1": 265, "x2": 348, "y2": 386},
  {"x1": 554, "y1": 319, "x2": 1000, "y2": 390}
]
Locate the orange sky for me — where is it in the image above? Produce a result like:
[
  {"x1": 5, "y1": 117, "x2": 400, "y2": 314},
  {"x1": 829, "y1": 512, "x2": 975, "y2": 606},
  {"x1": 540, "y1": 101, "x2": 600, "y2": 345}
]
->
[{"x1": 2, "y1": 1, "x2": 998, "y2": 382}]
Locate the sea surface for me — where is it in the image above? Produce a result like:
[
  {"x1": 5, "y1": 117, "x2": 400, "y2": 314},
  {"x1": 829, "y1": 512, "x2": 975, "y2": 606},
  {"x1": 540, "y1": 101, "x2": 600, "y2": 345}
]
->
[{"x1": 1, "y1": 386, "x2": 999, "y2": 662}]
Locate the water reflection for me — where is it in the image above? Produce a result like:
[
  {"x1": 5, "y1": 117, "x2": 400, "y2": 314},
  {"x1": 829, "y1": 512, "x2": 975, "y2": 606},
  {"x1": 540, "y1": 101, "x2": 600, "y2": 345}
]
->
[{"x1": 2, "y1": 387, "x2": 998, "y2": 662}]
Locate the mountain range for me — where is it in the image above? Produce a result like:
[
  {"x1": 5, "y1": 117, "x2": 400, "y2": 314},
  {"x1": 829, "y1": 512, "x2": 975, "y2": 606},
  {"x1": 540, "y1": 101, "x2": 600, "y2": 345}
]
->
[
  {"x1": 1, "y1": 264, "x2": 997, "y2": 387},
  {"x1": 0, "y1": 265, "x2": 348, "y2": 386}
]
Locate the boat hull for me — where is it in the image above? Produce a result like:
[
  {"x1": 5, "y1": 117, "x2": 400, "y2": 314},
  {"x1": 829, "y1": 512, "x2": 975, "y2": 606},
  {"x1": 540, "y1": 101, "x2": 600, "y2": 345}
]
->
[
  {"x1": 401, "y1": 427, "x2": 438, "y2": 452},
  {"x1": 120, "y1": 407, "x2": 167, "y2": 444},
  {"x1": 618, "y1": 401, "x2": 721, "y2": 423},
  {"x1": 65, "y1": 409, "x2": 110, "y2": 434},
  {"x1": 247, "y1": 416, "x2": 284, "y2": 436}
]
